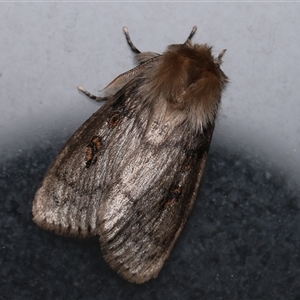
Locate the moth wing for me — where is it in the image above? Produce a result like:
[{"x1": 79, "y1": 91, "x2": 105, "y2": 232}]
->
[
  {"x1": 32, "y1": 84, "x2": 138, "y2": 237},
  {"x1": 33, "y1": 78, "x2": 214, "y2": 283},
  {"x1": 97, "y1": 112, "x2": 214, "y2": 283}
]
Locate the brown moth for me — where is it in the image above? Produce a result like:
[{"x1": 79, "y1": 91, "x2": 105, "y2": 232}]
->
[{"x1": 32, "y1": 26, "x2": 228, "y2": 284}]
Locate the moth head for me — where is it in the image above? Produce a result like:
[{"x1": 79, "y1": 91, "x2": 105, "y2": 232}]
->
[
  {"x1": 162, "y1": 43, "x2": 228, "y2": 100},
  {"x1": 142, "y1": 28, "x2": 228, "y2": 131}
]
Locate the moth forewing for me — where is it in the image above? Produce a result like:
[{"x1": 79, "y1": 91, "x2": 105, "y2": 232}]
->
[{"x1": 32, "y1": 26, "x2": 228, "y2": 284}]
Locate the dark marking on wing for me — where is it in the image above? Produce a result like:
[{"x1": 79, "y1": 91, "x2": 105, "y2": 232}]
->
[
  {"x1": 85, "y1": 136, "x2": 103, "y2": 168},
  {"x1": 164, "y1": 185, "x2": 182, "y2": 209},
  {"x1": 108, "y1": 112, "x2": 121, "y2": 128}
]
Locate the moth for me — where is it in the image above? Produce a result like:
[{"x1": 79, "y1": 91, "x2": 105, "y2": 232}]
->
[{"x1": 33, "y1": 26, "x2": 228, "y2": 284}]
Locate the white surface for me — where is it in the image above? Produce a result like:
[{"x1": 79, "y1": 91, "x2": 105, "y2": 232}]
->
[{"x1": 1, "y1": 3, "x2": 299, "y2": 182}]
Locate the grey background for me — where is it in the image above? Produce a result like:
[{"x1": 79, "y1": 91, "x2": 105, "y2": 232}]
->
[
  {"x1": 1, "y1": 2, "x2": 300, "y2": 182},
  {"x1": 1, "y1": 3, "x2": 300, "y2": 300}
]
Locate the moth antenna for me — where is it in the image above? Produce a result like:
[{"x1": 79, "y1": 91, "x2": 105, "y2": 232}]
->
[
  {"x1": 123, "y1": 26, "x2": 141, "y2": 54},
  {"x1": 214, "y1": 49, "x2": 227, "y2": 65},
  {"x1": 184, "y1": 26, "x2": 197, "y2": 44},
  {"x1": 77, "y1": 86, "x2": 104, "y2": 102}
]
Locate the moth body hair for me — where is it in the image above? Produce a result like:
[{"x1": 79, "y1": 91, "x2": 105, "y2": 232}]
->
[{"x1": 137, "y1": 43, "x2": 227, "y2": 132}]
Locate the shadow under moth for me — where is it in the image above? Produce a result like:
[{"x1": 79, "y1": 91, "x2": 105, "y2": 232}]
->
[{"x1": 32, "y1": 26, "x2": 228, "y2": 284}]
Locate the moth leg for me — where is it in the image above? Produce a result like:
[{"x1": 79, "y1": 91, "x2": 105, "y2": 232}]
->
[
  {"x1": 77, "y1": 86, "x2": 105, "y2": 102},
  {"x1": 184, "y1": 26, "x2": 197, "y2": 44},
  {"x1": 214, "y1": 49, "x2": 227, "y2": 65},
  {"x1": 123, "y1": 27, "x2": 141, "y2": 54}
]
